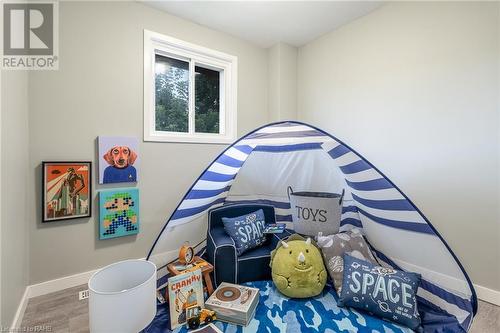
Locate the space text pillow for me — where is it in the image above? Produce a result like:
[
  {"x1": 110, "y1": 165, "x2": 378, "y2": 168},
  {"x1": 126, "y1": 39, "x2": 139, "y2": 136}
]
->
[
  {"x1": 316, "y1": 229, "x2": 378, "y2": 294},
  {"x1": 222, "y1": 209, "x2": 267, "y2": 256},
  {"x1": 338, "y1": 254, "x2": 422, "y2": 330}
]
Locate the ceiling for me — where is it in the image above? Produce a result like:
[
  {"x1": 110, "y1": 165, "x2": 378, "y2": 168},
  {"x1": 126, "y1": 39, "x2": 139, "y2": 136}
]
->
[{"x1": 143, "y1": 1, "x2": 383, "y2": 48}]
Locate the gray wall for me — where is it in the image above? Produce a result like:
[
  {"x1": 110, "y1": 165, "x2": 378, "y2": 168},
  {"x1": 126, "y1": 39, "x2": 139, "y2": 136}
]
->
[
  {"x1": 6, "y1": 0, "x2": 499, "y2": 306},
  {"x1": 298, "y1": 2, "x2": 500, "y2": 291},
  {"x1": 1, "y1": 71, "x2": 30, "y2": 325},
  {"x1": 268, "y1": 43, "x2": 298, "y2": 121},
  {"x1": 28, "y1": 1, "x2": 269, "y2": 284}
]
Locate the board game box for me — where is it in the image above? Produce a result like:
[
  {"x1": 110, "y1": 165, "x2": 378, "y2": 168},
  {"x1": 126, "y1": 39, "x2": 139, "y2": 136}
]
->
[
  {"x1": 168, "y1": 269, "x2": 204, "y2": 330},
  {"x1": 205, "y1": 282, "x2": 259, "y2": 326}
]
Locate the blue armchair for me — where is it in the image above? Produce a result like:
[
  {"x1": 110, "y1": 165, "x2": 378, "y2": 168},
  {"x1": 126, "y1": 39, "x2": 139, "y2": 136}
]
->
[{"x1": 206, "y1": 204, "x2": 289, "y2": 287}]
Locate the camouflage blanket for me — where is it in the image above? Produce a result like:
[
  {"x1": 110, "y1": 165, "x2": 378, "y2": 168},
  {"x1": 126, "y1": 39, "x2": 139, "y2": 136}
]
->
[{"x1": 144, "y1": 280, "x2": 413, "y2": 333}]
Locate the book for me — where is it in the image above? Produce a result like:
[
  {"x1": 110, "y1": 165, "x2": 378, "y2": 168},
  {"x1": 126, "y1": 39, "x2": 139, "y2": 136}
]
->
[
  {"x1": 168, "y1": 269, "x2": 204, "y2": 330},
  {"x1": 205, "y1": 282, "x2": 259, "y2": 326},
  {"x1": 156, "y1": 290, "x2": 166, "y2": 304},
  {"x1": 263, "y1": 223, "x2": 285, "y2": 234},
  {"x1": 190, "y1": 323, "x2": 223, "y2": 333}
]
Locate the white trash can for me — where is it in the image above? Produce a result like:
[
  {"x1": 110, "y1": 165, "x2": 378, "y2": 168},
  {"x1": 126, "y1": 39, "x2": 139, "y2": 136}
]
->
[
  {"x1": 89, "y1": 259, "x2": 157, "y2": 333},
  {"x1": 288, "y1": 186, "x2": 345, "y2": 237}
]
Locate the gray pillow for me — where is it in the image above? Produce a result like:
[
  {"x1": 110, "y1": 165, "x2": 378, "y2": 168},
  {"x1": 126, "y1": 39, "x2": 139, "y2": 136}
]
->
[{"x1": 316, "y1": 229, "x2": 378, "y2": 294}]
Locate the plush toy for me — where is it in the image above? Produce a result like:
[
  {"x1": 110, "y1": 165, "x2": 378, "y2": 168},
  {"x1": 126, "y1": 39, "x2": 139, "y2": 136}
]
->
[{"x1": 270, "y1": 234, "x2": 327, "y2": 298}]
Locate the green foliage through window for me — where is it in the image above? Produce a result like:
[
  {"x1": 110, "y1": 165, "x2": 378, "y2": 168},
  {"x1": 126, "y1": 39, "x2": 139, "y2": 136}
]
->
[
  {"x1": 154, "y1": 54, "x2": 221, "y2": 134},
  {"x1": 155, "y1": 55, "x2": 189, "y2": 133},
  {"x1": 195, "y1": 66, "x2": 220, "y2": 134}
]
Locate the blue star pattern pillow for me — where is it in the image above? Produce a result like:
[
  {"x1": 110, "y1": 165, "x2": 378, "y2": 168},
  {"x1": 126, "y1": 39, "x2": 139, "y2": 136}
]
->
[
  {"x1": 222, "y1": 209, "x2": 267, "y2": 256},
  {"x1": 338, "y1": 254, "x2": 422, "y2": 330}
]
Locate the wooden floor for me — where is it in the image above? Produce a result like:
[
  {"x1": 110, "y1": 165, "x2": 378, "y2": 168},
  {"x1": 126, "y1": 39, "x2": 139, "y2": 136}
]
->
[
  {"x1": 21, "y1": 285, "x2": 89, "y2": 333},
  {"x1": 19, "y1": 284, "x2": 500, "y2": 332}
]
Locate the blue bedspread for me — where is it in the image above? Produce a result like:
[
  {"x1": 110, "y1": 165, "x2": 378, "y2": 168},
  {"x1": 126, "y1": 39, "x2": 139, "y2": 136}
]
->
[{"x1": 144, "y1": 280, "x2": 414, "y2": 333}]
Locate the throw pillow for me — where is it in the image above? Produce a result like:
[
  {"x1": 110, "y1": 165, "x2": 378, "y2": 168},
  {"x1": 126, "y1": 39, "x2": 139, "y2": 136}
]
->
[
  {"x1": 222, "y1": 209, "x2": 267, "y2": 256},
  {"x1": 316, "y1": 229, "x2": 378, "y2": 294},
  {"x1": 338, "y1": 254, "x2": 422, "y2": 330}
]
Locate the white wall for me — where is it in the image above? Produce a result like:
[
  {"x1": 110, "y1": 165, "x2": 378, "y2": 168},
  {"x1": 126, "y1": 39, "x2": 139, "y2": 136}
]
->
[
  {"x1": 268, "y1": 43, "x2": 298, "y2": 121},
  {"x1": 1, "y1": 71, "x2": 30, "y2": 325},
  {"x1": 27, "y1": 1, "x2": 269, "y2": 284},
  {"x1": 298, "y1": 2, "x2": 500, "y2": 291}
]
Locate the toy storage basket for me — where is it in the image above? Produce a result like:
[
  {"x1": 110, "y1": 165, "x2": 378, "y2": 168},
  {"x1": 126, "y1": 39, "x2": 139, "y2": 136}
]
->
[{"x1": 287, "y1": 186, "x2": 345, "y2": 237}]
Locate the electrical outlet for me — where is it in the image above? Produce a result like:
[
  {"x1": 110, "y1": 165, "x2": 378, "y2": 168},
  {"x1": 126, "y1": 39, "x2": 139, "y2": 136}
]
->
[{"x1": 78, "y1": 289, "x2": 89, "y2": 300}]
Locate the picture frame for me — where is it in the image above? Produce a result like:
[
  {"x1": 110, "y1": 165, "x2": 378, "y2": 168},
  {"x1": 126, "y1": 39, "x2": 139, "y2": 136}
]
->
[{"x1": 42, "y1": 161, "x2": 92, "y2": 223}]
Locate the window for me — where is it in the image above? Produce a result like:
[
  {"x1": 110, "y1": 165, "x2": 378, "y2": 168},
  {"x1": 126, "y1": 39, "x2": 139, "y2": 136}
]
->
[{"x1": 144, "y1": 30, "x2": 237, "y2": 143}]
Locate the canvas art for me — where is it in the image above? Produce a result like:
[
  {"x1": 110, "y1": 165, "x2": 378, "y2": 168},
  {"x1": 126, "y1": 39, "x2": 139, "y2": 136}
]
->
[
  {"x1": 42, "y1": 162, "x2": 92, "y2": 222},
  {"x1": 98, "y1": 136, "x2": 139, "y2": 184},
  {"x1": 99, "y1": 188, "x2": 139, "y2": 239}
]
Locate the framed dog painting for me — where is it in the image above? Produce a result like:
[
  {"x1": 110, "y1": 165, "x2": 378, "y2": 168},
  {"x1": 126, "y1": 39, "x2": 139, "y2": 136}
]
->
[
  {"x1": 99, "y1": 188, "x2": 140, "y2": 239},
  {"x1": 42, "y1": 161, "x2": 92, "y2": 222},
  {"x1": 98, "y1": 136, "x2": 139, "y2": 184}
]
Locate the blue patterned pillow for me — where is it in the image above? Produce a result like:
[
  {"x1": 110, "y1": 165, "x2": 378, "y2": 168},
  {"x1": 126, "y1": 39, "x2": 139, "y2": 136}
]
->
[
  {"x1": 338, "y1": 254, "x2": 422, "y2": 330},
  {"x1": 222, "y1": 209, "x2": 267, "y2": 256}
]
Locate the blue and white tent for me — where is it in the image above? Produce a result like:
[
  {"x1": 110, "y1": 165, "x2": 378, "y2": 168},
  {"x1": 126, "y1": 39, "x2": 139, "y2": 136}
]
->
[{"x1": 147, "y1": 121, "x2": 476, "y2": 332}]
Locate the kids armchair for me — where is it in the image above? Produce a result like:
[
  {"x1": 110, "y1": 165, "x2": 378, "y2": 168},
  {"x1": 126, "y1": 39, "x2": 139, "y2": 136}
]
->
[{"x1": 206, "y1": 204, "x2": 288, "y2": 287}]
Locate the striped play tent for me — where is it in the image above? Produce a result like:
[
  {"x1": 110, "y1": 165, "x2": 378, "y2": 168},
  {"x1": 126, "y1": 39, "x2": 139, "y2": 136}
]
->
[{"x1": 147, "y1": 121, "x2": 476, "y2": 332}]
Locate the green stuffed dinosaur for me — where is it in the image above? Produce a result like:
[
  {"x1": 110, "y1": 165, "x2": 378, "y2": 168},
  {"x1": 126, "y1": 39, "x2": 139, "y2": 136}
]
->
[{"x1": 270, "y1": 234, "x2": 327, "y2": 298}]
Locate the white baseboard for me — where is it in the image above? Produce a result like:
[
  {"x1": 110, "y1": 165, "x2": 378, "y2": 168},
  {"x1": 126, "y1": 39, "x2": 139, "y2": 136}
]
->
[
  {"x1": 27, "y1": 268, "x2": 98, "y2": 299},
  {"x1": 10, "y1": 288, "x2": 29, "y2": 329},
  {"x1": 474, "y1": 284, "x2": 500, "y2": 307}
]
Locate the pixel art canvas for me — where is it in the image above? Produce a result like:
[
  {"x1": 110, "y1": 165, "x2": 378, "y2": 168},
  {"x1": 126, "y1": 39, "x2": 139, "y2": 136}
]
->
[{"x1": 99, "y1": 188, "x2": 139, "y2": 239}]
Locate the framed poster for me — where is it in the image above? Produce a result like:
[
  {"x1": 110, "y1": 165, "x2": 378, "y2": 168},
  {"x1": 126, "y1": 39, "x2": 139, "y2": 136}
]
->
[
  {"x1": 99, "y1": 188, "x2": 139, "y2": 239},
  {"x1": 42, "y1": 161, "x2": 92, "y2": 222},
  {"x1": 98, "y1": 136, "x2": 139, "y2": 184}
]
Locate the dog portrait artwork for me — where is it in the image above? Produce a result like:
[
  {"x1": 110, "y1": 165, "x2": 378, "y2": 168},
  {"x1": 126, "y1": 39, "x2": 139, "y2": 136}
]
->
[
  {"x1": 103, "y1": 146, "x2": 137, "y2": 183},
  {"x1": 98, "y1": 136, "x2": 139, "y2": 184},
  {"x1": 99, "y1": 188, "x2": 139, "y2": 239}
]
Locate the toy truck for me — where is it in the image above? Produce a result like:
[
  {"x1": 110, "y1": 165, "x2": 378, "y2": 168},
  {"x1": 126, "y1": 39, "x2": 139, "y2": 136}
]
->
[{"x1": 186, "y1": 305, "x2": 216, "y2": 329}]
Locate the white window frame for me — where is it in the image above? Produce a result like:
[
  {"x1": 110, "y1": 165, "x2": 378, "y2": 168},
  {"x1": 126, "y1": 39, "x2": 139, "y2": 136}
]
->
[{"x1": 144, "y1": 30, "x2": 238, "y2": 144}]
